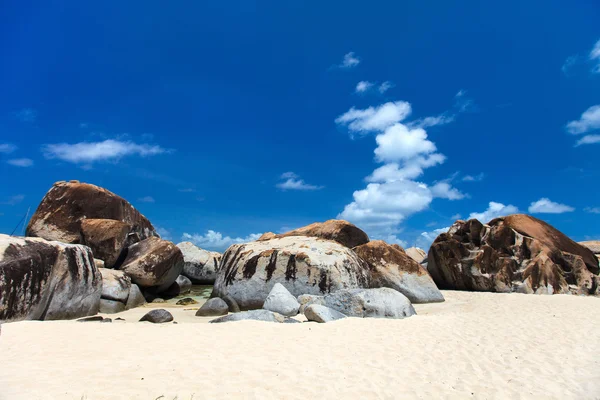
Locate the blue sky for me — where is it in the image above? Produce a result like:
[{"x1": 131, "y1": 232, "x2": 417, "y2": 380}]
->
[{"x1": 1, "y1": 1, "x2": 599, "y2": 251}]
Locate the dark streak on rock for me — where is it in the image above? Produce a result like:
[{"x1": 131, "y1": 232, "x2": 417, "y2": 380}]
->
[
  {"x1": 265, "y1": 250, "x2": 279, "y2": 281},
  {"x1": 284, "y1": 254, "x2": 297, "y2": 281}
]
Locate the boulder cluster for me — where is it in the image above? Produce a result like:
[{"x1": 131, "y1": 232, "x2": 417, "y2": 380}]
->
[{"x1": 2, "y1": 180, "x2": 598, "y2": 325}]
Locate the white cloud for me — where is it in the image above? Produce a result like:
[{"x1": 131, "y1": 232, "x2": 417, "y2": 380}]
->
[
  {"x1": 276, "y1": 172, "x2": 323, "y2": 191},
  {"x1": 575, "y1": 134, "x2": 600, "y2": 146},
  {"x1": 6, "y1": 158, "x2": 33, "y2": 167},
  {"x1": 335, "y1": 101, "x2": 412, "y2": 134},
  {"x1": 468, "y1": 202, "x2": 519, "y2": 222},
  {"x1": 366, "y1": 154, "x2": 446, "y2": 182},
  {"x1": 1, "y1": 194, "x2": 25, "y2": 206},
  {"x1": 408, "y1": 113, "x2": 455, "y2": 129},
  {"x1": 374, "y1": 124, "x2": 437, "y2": 162},
  {"x1": 528, "y1": 198, "x2": 574, "y2": 214},
  {"x1": 584, "y1": 207, "x2": 600, "y2": 214},
  {"x1": 590, "y1": 39, "x2": 600, "y2": 73},
  {"x1": 0, "y1": 144, "x2": 17, "y2": 154},
  {"x1": 450, "y1": 213, "x2": 462, "y2": 220},
  {"x1": 42, "y1": 139, "x2": 168, "y2": 164},
  {"x1": 378, "y1": 81, "x2": 394, "y2": 93},
  {"x1": 355, "y1": 81, "x2": 374, "y2": 93},
  {"x1": 340, "y1": 52, "x2": 360, "y2": 68},
  {"x1": 156, "y1": 227, "x2": 172, "y2": 241},
  {"x1": 430, "y1": 182, "x2": 466, "y2": 200},
  {"x1": 138, "y1": 196, "x2": 155, "y2": 203},
  {"x1": 462, "y1": 173, "x2": 484, "y2": 182},
  {"x1": 415, "y1": 227, "x2": 449, "y2": 250},
  {"x1": 566, "y1": 105, "x2": 600, "y2": 135},
  {"x1": 182, "y1": 230, "x2": 262, "y2": 252}
]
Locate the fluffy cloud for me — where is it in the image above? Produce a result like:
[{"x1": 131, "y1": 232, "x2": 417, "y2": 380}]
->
[
  {"x1": 276, "y1": 172, "x2": 323, "y2": 191},
  {"x1": 415, "y1": 227, "x2": 449, "y2": 250},
  {"x1": 340, "y1": 52, "x2": 360, "y2": 68},
  {"x1": 137, "y1": 196, "x2": 155, "y2": 203},
  {"x1": 430, "y1": 182, "x2": 466, "y2": 200},
  {"x1": 155, "y1": 226, "x2": 172, "y2": 241},
  {"x1": 379, "y1": 81, "x2": 394, "y2": 93},
  {"x1": 590, "y1": 39, "x2": 600, "y2": 73},
  {"x1": 566, "y1": 105, "x2": 600, "y2": 135},
  {"x1": 6, "y1": 158, "x2": 33, "y2": 167},
  {"x1": 374, "y1": 124, "x2": 437, "y2": 162},
  {"x1": 355, "y1": 81, "x2": 373, "y2": 93},
  {"x1": 42, "y1": 139, "x2": 168, "y2": 164},
  {"x1": 182, "y1": 231, "x2": 262, "y2": 252},
  {"x1": 335, "y1": 101, "x2": 412, "y2": 134},
  {"x1": 468, "y1": 202, "x2": 519, "y2": 222},
  {"x1": 575, "y1": 134, "x2": 600, "y2": 146},
  {"x1": 366, "y1": 154, "x2": 446, "y2": 182},
  {"x1": 528, "y1": 198, "x2": 574, "y2": 214},
  {"x1": 0, "y1": 144, "x2": 17, "y2": 154}
]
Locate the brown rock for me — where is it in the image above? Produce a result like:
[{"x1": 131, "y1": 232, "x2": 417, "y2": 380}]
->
[
  {"x1": 81, "y1": 219, "x2": 130, "y2": 267},
  {"x1": 26, "y1": 181, "x2": 156, "y2": 244},
  {"x1": 259, "y1": 219, "x2": 369, "y2": 248},
  {"x1": 428, "y1": 215, "x2": 600, "y2": 295},
  {"x1": 353, "y1": 241, "x2": 444, "y2": 303}
]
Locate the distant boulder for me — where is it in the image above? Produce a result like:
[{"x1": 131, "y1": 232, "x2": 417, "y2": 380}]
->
[
  {"x1": 354, "y1": 240, "x2": 444, "y2": 303},
  {"x1": 405, "y1": 247, "x2": 427, "y2": 264},
  {"x1": 212, "y1": 236, "x2": 370, "y2": 310},
  {"x1": 258, "y1": 219, "x2": 369, "y2": 248},
  {"x1": 26, "y1": 180, "x2": 156, "y2": 245},
  {"x1": 118, "y1": 237, "x2": 183, "y2": 292},
  {"x1": 0, "y1": 234, "x2": 102, "y2": 322},
  {"x1": 428, "y1": 214, "x2": 600, "y2": 295},
  {"x1": 177, "y1": 242, "x2": 221, "y2": 284}
]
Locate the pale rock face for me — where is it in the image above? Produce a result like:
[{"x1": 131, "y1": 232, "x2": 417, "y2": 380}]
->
[
  {"x1": 99, "y1": 268, "x2": 131, "y2": 303},
  {"x1": 322, "y1": 288, "x2": 416, "y2": 319},
  {"x1": 262, "y1": 283, "x2": 300, "y2": 316},
  {"x1": 578, "y1": 241, "x2": 600, "y2": 255},
  {"x1": 177, "y1": 242, "x2": 221, "y2": 284},
  {"x1": 405, "y1": 247, "x2": 427, "y2": 264},
  {"x1": 212, "y1": 236, "x2": 371, "y2": 310},
  {"x1": 304, "y1": 304, "x2": 347, "y2": 323},
  {"x1": 209, "y1": 309, "x2": 290, "y2": 323},
  {"x1": 0, "y1": 234, "x2": 102, "y2": 323}
]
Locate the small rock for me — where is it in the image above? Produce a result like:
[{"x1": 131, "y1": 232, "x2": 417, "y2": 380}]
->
[
  {"x1": 115, "y1": 317, "x2": 126, "y2": 322},
  {"x1": 99, "y1": 299, "x2": 126, "y2": 314},
  {"x1": 209, "y1": 309, "x2": 287, "y2": 323},
  {"x1": 152, "y1": 298, "x2": 165, "y2": 304},
  {"x1": 101, "y1": 318, "x2": 112, "y2": 323},
  {"x1": 304, "y1": 304, "x2": 347, "y2": 323},
  {"x1": 176, "y1": 297, "x2": 198, "y2": 306},
  {"x1": 262, "y1": 283, "x2": 301, "y2": 317},
  {"x1": 298, "y1": 294, "x2": 325, "y2": 313},
  {"x1": 196, "y1": 298, "x2": 229, "y2": 317},
  {"x1": 77, "y1": 316, "x2": 104, "y2": 322},
  {"x1": 139, "y1": 309, "x2": 173, "y2": 323}
]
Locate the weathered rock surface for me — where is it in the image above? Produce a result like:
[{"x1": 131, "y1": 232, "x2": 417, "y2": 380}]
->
[
  {"x1": 258, "y1": 220, "x2": 369, "y2": 248},
  {"x1": 26, "y1": 181, "x2": 156, "y2": 244},
  {"x1": 209, "y1": 309, "x2": 290, "y2": 323},
  {"x1": 99, "y1": 268, "x2": 131, "y2": 302},
  {"x1": 177, "y1": 242, "x2": 221, "y2": 284},
  {"x1": 81, "y1": 219, "x2": 130, "y2": 268},
  {"x1": 212, "y1": 236, "x2": 371, "y2": 310},
  {"x1": 175, "y1": 275, "x2": 192, "y2": 294},
  {"x1": 405, "y1": 247, "x2": 427, "y2": 264},
  {"x1": 298, "y1": 294, "x2": 325, "y2": 313},
  {"x1": 354, "y1": 241, "x2": 444, "y2": 303},
  {"x1": 196, "y1": 298, "x2": 229, "y2": 316},
  {"x1": 262, "y1": 283, "x2": 300, "y2": 316},
  {"x1": 139, "y1": 309, "x2": 173, "y2": 323},
  {"x1": 99, "y1": 298, "x2": 126, "y2": 314},
  {"x1": 579, "y1": 241, "x2": 600, "y2": 255},
  {"x1": 0, "y1": 234, "x2": 102, "y2": 323},
  {"x1": 125, "y1": 284, "x2": 146, "y2": 309},
  {"x1": 428, "y1": 215, "x2": 600, "y2": 295},
  {"x1": 118, "y1": 237, "x2": 183, "y2": 292},
  {"x1": 304, "y1": 304, "x2": 347, "y2": 323},
  {"x1": 322, "y1": 288, "x2": 416, "y2": 319}
]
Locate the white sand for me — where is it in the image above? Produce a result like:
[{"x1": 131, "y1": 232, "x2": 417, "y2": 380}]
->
[{"x1": 1, "y1": 291, "x2": 599, "y2": 400}]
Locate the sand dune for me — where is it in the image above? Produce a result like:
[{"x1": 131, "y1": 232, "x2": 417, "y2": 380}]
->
[{"x1": 1, "y1": 291, "x2": 599, "y2": 399}]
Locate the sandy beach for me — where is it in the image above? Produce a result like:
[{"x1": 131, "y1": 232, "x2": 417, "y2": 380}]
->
[{"x1": 1, "y1": 291, "x2": 599, "y2": 400}]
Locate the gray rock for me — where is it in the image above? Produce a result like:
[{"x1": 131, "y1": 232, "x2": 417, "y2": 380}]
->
[
  {"x1": 99, "y1": 268, "x2": 131, "y2": 302},
  {"x1": 298, "y1": 294, "x2": 325, "y2": 313},
  {"x1": 212, "y1": 236, "x2": 370, "y2": 310},
  {"x1": 77, "y1": 316, "x2": 104, "y2": 322},
  {"x1": 118, "y1": 237, "x2": 183, "y2": 292},
  {"x1": 177, "y1": 242, "x2": 221, "y2": 284},
  {"x1": 99, "y1": 298, "x2": 126, "y2": 314},
  {"x1": 262, "y1": 283, "x2": 300, "y2": 316},
  {"x1": 221, "y1": 295, "x2": 240, "y2": 313},
  {"x1": 125, "y1": 284, "x2": 146, "y2": 310},
  {"x1": 176, "y1": 275, "x2": 192, "y2": 294},
  {"x1": 101, "y1": 318, "x2": 112, "y2": 323},
  {"x1": 209, "y1": 309, "x2": 287, "y2": 323},
  {"x1": 304, "y1": 304, "x2": 347, "y2": 323},
  {"x1": 176, "y1": 297, "x2": 198, "y2": 306},
  {"x1": 324, "y1": 288, "x2": 416, "y2": 319},
  {"x1": 196, "y1": 298, "x2": 229, "y2": 317},
  {"x1": 0, "y1": 234, "x2": 102, "y2": 323},
  {"x1": 139, "y1": 309, "x2": 173, "y2": 323},
  {"x1": 152, "y1": 298, "x2": 165, "y2": 303}
]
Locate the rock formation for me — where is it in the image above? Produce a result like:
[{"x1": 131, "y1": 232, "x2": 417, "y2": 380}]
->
[
  {"x1": 428, "y1": 214, "x2": 600, "y2": 295},
  {"x1": 196, "y1": 298, "x2": 229, "y2": 316},
  {"x1": 177, "y1": 242, "x2": 221, "y2": 284},
  {"x1": 258, "y1": 219, "x2": 369, "y2": 248},
  {"x1": 405, "y1": 247, "x2": 427, "y2": 264},
  {"x1": 262, "y1": 283, "x2": 300, "y2": 316},
  {"x1": 304, "y1": 304, "x2": 347, "y2": 323}
]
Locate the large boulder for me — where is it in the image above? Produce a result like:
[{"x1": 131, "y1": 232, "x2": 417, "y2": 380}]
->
[
  {"x1": 428, "y1": 215, "x2": 600, "y2": 295},
  {"x1": 322, "y1": 288, "x2": 416, "y2": 319},
  {"x1": 209, "y1": 309, "x2": 290, "y2": 323},
  {"x1": 304, "y1": 304, "x2": 347, "y2": 323},
  {"x1": 177, "y1": 242, "x2": 221, "y2": 284},
  {"x1": 26, "y1": 180, "x2": 156, "y2": 245},
  {"x1": 212, "y1": 236, "x2": 370, "y2": 310},
  {"x1": 405, "y1": 247, "x2": 427, "y2": 264},
  {"x1": 258, "y1": 219, "x2": 369, "y2": 248},
  {"x1": 262, "y1": 283, "x2": 300, "y2": 316},
  {"x1": 98, "y1": 268, "x2": 131, "y2": 302},
  {"x1": 118, "y1": 237, "x2": 183, "y2": 292},
  {"x1": 353, "y1": 241, "x2": 444, "y2": 303},
  {"x1": 125, "y1": 284, "x2": 146, "y2": 309},
  {"x1": 80, "y1": 219, "x2": 131, "y2": 268},
  {"x1": 0, "y1": 234, "x2": 102, "y2": 323}
]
